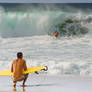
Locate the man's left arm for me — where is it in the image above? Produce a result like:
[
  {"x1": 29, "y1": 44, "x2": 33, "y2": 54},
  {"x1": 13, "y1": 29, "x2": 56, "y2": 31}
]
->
[{"x1": 23, "y1": 60, "x2": 27, "y2": 71}]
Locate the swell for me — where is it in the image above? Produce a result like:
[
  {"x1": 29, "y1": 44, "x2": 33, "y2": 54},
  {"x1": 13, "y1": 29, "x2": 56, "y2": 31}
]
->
[{"x1": 0, "y1": 4, "x2": 91, "y2": 38}]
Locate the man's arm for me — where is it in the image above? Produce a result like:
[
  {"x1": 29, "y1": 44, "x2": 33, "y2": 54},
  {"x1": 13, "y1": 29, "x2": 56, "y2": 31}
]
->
[
  {"x1": 23, "y1": 60, "x2": 27, "y2": 71},
  {"x1": 11, "y1": 63, "x2": 13, "y2": 72}
]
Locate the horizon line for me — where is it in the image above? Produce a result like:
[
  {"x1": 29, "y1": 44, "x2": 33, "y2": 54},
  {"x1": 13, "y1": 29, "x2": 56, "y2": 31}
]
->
[{"x1": 0, "y1": 0, "x2": 91, "y2": 3}]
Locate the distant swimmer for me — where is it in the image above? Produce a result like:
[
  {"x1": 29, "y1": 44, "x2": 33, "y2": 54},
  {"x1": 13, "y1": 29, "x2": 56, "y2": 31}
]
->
[
  {"x1": 11, "y1": 52, "x2": 28, "y2": 88},
  {"x1": 51, "y1": 32, "x2": 59, "y2": 37}
]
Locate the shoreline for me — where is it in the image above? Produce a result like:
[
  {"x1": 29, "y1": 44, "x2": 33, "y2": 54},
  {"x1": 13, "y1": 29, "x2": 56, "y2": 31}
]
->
[{"x1": 0, "y1": 75, "x2": 92, "y2": 92}]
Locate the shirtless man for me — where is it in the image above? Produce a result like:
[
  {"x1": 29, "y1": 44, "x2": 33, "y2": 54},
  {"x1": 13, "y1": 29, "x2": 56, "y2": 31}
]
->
[
  {"x1": 11, "y1": 52, "x2": 28, "y2": 87},
  {"x1": 51, "y1": 32, "x2": 59, "y2": 37}
]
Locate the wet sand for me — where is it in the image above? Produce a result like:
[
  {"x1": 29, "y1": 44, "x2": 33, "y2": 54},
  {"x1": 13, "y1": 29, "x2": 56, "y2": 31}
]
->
[{"x1": 0, "y1": 75, "x2": 92, "y2": 92}]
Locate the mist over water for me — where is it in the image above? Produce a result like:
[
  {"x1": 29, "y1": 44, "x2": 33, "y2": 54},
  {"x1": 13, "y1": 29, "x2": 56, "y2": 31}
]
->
[{"x1": 0, "y1": 4, "x2": 92, "y2": 76}]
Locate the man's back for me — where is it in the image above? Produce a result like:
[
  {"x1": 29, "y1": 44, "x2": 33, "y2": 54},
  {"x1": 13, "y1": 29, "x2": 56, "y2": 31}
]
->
[{"x1": 11, "y1": 58, "x2": 27, "y2": 78}]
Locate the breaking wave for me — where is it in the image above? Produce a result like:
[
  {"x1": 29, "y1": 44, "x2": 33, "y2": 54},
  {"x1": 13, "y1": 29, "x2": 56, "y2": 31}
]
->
[{"x1": 0, "y1": 4, "x2": 91, "y2": 38}]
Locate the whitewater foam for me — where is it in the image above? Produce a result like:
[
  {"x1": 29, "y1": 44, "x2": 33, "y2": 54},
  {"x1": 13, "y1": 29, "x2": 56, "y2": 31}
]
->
[{"x1": 0, "y1": 35, "x2": 92, "y2": 76}]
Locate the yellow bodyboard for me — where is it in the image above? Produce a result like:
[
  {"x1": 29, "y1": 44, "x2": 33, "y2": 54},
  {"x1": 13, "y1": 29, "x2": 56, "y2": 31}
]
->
[{"x1": 0, "y1": 66, "x2": 48, "y2": 76}]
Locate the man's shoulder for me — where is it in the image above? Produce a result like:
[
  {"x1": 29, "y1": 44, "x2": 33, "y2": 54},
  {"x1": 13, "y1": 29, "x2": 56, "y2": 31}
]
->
[
  {"x1": 21, "y1": 59, "x2": 26, "y2": 65},
  {"x1": 12, "y1": 59, "x2": 26, "y2": 63}
]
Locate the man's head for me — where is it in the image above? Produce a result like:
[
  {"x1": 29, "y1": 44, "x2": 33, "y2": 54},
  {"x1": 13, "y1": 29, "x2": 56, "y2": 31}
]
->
[{"x1": 17, "y1": 52, "x2": 23, "y2": 58}]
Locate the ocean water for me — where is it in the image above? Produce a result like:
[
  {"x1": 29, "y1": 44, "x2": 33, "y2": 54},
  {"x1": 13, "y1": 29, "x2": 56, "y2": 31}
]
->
[{"x1": 0, "y1": 3, "x2": 92, "y2": 76}]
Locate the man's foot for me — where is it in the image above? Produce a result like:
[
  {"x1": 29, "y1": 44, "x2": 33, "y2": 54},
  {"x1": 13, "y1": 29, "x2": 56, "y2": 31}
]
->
[{"x1": 13, "y1": 87, "x2": 16, "y2": 91}]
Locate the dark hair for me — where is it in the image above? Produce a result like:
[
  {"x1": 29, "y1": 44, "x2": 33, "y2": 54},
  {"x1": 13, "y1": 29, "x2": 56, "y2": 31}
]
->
[{"x1": 17, "y1": 52, "x2": 23, "y2": 58}]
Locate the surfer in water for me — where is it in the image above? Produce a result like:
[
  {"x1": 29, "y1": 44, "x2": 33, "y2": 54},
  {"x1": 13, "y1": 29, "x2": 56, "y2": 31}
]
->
[
  {"x1": 11, "y1": 52, "x2": 28, "y2": 87},
  {"x1": 51, "y1": 32, "x2": 59, "y2": 37}
]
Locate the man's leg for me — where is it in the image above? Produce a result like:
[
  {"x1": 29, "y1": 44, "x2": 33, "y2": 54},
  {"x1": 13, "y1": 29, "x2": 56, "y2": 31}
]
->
[
  {"x1": 13, "y1": 74, "x2": 28, "y2": 87},
  {"x1": 13, "y1": 81, "x2": 17, "y2": 88},
  {"x1": 22, "y1": 74, "x2": 28, "y2": 87}
]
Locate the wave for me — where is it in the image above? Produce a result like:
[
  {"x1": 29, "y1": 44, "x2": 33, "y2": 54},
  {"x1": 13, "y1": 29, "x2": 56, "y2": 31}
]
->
[{"x1": 0, "y1": 4, "x2": 92, "y2": 38}]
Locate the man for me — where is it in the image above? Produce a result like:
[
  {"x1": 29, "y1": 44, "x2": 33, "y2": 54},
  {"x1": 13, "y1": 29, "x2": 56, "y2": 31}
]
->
[
  {"x1": 51, "y1": 32, "x2": 59, "y2": 37},
  {"x1": 11, "y1": 52, "x2": 28, "y2": 87}
]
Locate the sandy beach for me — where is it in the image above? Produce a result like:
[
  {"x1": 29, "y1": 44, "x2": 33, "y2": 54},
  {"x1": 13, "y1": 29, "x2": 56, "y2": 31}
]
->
[{"x1": 0, "y1": 75, "x2": 92, "y2": 92}]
